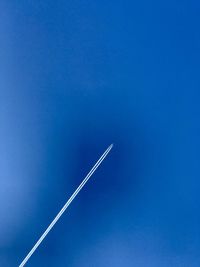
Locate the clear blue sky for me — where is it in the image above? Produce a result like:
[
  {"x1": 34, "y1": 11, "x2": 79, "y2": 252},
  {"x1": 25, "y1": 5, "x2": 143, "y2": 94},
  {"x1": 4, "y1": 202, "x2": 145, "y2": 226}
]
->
[{"x1": 1, "y1": 1, "x2": 200, "y2": 266}]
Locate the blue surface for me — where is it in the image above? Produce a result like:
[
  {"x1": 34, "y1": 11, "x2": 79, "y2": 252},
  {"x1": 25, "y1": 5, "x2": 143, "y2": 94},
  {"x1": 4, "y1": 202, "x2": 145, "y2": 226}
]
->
[{"x1": 1, "y1": 1, "x2": 200, "y2": 266}]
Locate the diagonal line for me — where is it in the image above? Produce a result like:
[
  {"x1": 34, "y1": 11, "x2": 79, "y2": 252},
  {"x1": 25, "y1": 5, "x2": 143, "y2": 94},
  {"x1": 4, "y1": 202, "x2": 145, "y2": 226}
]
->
[{"x1": 19, "y1": 144, "x2": 113, "y2": 267}]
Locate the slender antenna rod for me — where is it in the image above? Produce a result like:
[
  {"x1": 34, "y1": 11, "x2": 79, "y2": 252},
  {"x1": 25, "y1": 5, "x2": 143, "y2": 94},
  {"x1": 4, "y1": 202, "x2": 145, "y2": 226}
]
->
[{"x1": 19, "y1": 144, "x2": 113, "y2": 267}]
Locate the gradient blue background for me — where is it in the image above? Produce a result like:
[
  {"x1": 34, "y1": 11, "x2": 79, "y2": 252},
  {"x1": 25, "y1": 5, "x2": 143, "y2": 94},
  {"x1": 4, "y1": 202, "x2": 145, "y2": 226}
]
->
[{"x1": 1, "y1": 1, "x2": 200, "y2": 266}]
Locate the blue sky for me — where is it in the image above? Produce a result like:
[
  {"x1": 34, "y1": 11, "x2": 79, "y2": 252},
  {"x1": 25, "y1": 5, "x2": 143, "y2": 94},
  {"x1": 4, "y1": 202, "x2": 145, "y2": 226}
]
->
[{"x1": 1, "y1": 1, "x2": 200, "y2": 266}]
